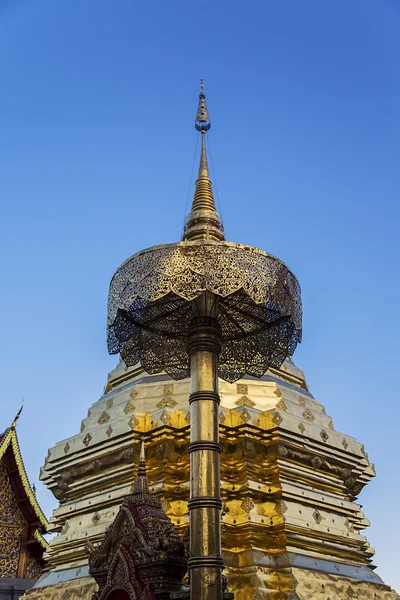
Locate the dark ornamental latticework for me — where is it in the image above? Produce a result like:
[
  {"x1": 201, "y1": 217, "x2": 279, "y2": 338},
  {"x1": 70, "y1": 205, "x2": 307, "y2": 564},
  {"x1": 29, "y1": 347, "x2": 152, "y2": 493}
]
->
[
  {"x1": 107, "y1": 242, "x2": 301, "y2": 383},
  {"x1": 87, "y1": 444, "x2": 187, "y2": 600}
]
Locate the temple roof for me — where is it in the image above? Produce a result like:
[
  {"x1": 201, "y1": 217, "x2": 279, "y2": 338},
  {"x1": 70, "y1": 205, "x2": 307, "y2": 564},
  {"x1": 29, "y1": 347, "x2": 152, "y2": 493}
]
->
[{"x1": 0, "y1": 413, "x2": 48, "y2": 553}]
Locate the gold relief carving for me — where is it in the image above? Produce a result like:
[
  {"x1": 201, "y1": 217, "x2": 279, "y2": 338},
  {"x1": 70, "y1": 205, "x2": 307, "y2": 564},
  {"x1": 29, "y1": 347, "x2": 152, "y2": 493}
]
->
[
  {"x1": 320, "y1": 429, "x2": 329, "y2": 442},
  {"x1": 22, "y1": 578, "x2": 97, "y2": 600},
  {"x1": 106, "y1": 398, "x2": 114, "y2": 409},
  {"x1": 298, "y1": 395, "x2": 307, "y2": 406},
  {"x1": 274, "y1": 387, "x2": 282, "y2": 397},
  {"x1": 185, "y1": 411, "x2": 191, "y2": 423},
  {"x1": 328, "y1": 418, "x2": 334, "y2": 430},
  {"x1": 98, "y1": 411, "x2": 110, "y2": 425},
  {"x1": 0, "y1": 462, "x2": 42, "y2": 579},
  {"x1": 24, "y1": 551, "x2": 41, "y2": 580},
  {"x1": 0, "y1": 523, "x2": 25, "y2": 577},
  {"x1": 106, "y1": 425, "x2": 113, "y2": 438},
  {"x1": 163, "y1": 384, "x2": 174, "y2": 395},
  {"x1": 130, "y1": 388, "x2": 139, "y2": 400},
  {"x1": 236, "y1": 383, "x2": 248, "y2": 395},
  {"x1": 124, "y1": 399, "x2": 136, "y2": 414},
  {"x1": 302, "y1": 408, "x2": 314, "y2": 422},
  {"x1": 298, "y1": 422, "x2": 305, "y2": 434},
  {"x1": 272, "y1": 412, "x2": 283, "y2": 426},
  {"x1": 321, "y1": 406, "x2": 326, "y2": 415},
  {"x1": 342, "y1": 438, "x2": 349, "y2": 450},
  {"x1": 64, "y1": 442, "x2": 70, "y2": 454},
  {"x1": 157, "y1": 397, "x2": 178, "y2": 408},
  {"x1": 219, "y1": 411, "x2": 226, "y2": 424},
  {"x1": 80, "y1": 421, "x2": 85, "y2": 433},
  {"x1": 240, "y1": 497, "x2": 254, "y2": 512},
  {"x1": 235, "y1": 395, "x2": 256, "y2": 407},
  {"x1": 276, "y1": 398, "x2": 287, "y2": 411},
  {"x1": 293, "y1": 568, "x2": 400, "y2": 600}
]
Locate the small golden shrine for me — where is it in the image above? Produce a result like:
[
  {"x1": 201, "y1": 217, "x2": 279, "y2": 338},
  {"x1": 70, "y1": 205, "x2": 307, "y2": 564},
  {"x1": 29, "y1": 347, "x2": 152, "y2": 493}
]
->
[{"x1": 0, "y1": 409, "x2": 48, "y2": 597}]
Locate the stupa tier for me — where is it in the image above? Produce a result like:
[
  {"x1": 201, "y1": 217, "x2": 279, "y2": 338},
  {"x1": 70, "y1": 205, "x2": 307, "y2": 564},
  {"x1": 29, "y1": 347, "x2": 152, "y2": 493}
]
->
[{"x1": 24, "y1": 359, "x2": 398, "y2": 599}]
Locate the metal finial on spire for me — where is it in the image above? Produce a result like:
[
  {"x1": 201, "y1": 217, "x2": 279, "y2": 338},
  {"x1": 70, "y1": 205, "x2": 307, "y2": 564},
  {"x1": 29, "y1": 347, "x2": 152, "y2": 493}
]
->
[{"x1": 195, "y1": 79, "x2": 211, "y2": 132}]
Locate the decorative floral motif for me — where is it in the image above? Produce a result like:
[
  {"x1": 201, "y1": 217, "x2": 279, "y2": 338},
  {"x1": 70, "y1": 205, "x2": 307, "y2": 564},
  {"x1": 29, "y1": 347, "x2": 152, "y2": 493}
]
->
[
  {"x1": 302, "y1": 409, "x2": 314, "y2": 422},
  {"x1": 235, "y1": 396, "x2": 255, "y2": 407},
  {"x1": 98, "y1": 411, "x2": 111, "y2": 425},
  {"x1": 0, "y1": 461, "x2": 43, "y2": 579},
  {"x1": 276, "y1": 399, "x2": 287, "y2": 411},
  {"x1": 156, "y1": 397, "x2": 177, "y2": 409},
  {"x1": 124, "y1": 400, "x2": 136, "y2": 414},
  {"x1": 241, "y1": 497, "x2": 254, "y2": 512},
  {"x1": 236, "y1": 384, "x2": 248, "y2": 395}
]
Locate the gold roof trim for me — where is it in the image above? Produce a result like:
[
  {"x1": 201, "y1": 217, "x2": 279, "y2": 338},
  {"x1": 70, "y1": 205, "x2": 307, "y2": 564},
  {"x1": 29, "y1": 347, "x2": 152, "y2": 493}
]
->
[{"x1": 0, "y1": 424, "x2": 49, "y2": 530}]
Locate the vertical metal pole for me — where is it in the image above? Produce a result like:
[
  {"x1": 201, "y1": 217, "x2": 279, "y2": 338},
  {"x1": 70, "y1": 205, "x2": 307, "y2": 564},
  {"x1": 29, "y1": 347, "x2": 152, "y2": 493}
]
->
[{"x1": 187, "y1": 292, "x2": 223, "y2": 600}]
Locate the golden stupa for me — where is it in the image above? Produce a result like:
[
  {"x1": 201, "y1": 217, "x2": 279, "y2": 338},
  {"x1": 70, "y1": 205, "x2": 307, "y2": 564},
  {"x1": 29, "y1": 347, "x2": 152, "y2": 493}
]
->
[{"x1": 23, "y1": 86, "x2": 399, "y2": 600}]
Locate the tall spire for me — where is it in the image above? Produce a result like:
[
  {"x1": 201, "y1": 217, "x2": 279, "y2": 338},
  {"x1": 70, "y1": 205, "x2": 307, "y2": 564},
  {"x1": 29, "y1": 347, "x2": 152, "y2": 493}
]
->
[{"x1": 182, "y1": 81, "x2": 224, "y2": 242}]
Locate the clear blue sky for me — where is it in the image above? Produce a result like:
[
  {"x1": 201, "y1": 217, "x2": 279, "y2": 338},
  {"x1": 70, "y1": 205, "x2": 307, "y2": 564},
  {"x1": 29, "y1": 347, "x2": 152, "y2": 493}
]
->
[{"x1": 1, "y1": 0, "x2": 399, "y2": 589}]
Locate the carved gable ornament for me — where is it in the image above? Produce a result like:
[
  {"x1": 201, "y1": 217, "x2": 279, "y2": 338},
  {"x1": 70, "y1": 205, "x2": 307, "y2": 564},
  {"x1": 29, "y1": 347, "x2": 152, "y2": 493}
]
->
[{"x1": 87, "y1": 444, "x2": 187, "y2": 600}]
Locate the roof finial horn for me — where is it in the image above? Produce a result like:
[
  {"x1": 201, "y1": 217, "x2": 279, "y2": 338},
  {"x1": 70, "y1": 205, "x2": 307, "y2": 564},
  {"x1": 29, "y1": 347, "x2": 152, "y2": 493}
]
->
[{"x1": 12, "y1": 398, "x2": 24, "y2": 429}]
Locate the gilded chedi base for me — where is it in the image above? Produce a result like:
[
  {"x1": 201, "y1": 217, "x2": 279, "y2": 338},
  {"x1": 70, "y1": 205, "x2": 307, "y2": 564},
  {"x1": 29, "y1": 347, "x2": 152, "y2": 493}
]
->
[{"x1": 23, "y1": 359, "x2": 399, "y2": 599}]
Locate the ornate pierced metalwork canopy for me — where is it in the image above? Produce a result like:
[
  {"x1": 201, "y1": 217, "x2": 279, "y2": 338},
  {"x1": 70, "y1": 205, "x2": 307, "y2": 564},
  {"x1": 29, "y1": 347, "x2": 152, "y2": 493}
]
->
[
  {"x1": 107, "y1": 84, "x2": 302, "y2": 383},
  {"x1": 107, "y1": 241, "x2": 301, "y2": 383}
]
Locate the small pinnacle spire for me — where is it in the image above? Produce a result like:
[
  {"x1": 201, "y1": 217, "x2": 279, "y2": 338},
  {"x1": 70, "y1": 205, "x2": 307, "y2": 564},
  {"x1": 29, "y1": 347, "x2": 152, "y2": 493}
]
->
[
  {"x1": 183, "y1": 82, "x2": 224, "y2": 242},
  {"x1": 132, "y1": 440, "x2": 149, "y2": 494}
]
